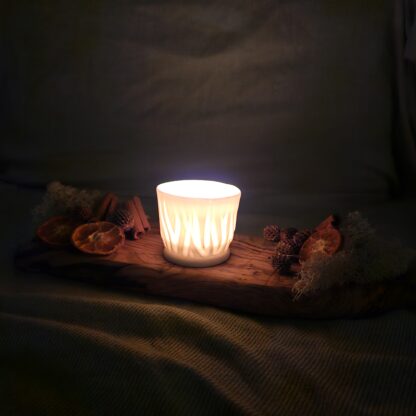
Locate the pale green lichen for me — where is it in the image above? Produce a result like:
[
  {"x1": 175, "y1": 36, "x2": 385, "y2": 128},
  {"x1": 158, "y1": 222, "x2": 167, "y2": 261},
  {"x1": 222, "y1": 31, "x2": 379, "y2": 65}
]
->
[{"x1": 293, "y1": 212, "x2": 416, "y2": 299}]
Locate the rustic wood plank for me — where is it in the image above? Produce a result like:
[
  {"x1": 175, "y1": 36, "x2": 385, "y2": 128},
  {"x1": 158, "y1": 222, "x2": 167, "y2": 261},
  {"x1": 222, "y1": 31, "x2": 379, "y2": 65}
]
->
[{"x1": 14, "y1": 226, "x2": 416, "y2": 318}]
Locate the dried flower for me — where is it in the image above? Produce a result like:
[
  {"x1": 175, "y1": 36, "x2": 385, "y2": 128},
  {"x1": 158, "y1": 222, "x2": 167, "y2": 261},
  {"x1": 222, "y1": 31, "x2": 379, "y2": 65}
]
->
[
  {"x1": 275, "y1": 239, "x2": 297, "y2": 255},
  {"x1": 280, "y1": 227, "x2": 298, "y2": 241},
  {"x1": 33, "y1": 181, "x2": 104, "y2": 224},
  {"x1": 263, "y1": 225, "x2": 281, "y2": 242},
  {"x1": 293, "y1": 229, "x2": 312, "y2": 249},
  {"x1": 293, "y1": 212, "x2": 416, "y2": 299},
  {"x1": 272, "y1": 254, "x2": 292, "y2": 274}
]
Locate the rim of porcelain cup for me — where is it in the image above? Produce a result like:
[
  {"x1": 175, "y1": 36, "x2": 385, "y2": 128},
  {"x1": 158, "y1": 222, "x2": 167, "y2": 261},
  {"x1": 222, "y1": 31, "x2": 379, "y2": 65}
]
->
[{"x1": 156, "y1": 180, "x2": 241, "y2": 200}]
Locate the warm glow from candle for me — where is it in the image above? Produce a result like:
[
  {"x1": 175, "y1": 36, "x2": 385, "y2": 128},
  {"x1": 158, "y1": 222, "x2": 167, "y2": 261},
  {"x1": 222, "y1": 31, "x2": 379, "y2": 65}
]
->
[{"x1": 157, "y1": 180, "x2": 241, "y2": 267}]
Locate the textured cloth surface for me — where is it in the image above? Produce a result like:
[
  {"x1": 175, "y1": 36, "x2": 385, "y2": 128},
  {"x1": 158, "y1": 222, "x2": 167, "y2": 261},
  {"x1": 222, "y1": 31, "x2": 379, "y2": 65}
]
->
[
  {"x1": 2, "y1": 293, "x2": 416, "y2": 416},
  {"x1": 1, "y1": 185, "x2": 416, "y2": 416},
  {"x1": 0, "y1": 0, "x2": 400, "y2": 211}
]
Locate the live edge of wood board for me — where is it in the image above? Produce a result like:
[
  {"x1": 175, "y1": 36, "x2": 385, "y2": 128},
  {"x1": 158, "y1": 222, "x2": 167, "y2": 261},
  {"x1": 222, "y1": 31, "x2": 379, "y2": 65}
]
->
[{"x1": 15, "y1": 225, "x2": 416, "y2": 319}]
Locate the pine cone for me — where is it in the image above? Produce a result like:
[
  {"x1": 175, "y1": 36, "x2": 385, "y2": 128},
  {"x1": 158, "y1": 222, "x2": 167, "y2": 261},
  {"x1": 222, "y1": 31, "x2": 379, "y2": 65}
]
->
[
  {"x1": 280, "y1": 227, "x2": 298, "y2": 241},
  {"x1": 74, "y1": 206, "x2": 93, "y2": 222},
  {"x1": 272, "y1": 253, "x2": 291, "y2": 274},
  {"x1": 263, "y1": 224, "x2": 281, "y2": 242},
  {"x1": 293, "y1": 229, "x2": 312, "y2": 249},
  {"x1": 111, "y1": 207, "x2": 134, "y2": 231},
  {"x1": 275, "y1": 239, "x2": 297, "y2": 255}
]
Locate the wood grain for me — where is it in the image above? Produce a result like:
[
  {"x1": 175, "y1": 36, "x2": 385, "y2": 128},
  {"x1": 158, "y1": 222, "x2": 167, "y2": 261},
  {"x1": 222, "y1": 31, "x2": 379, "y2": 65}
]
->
[{"x1": 14, "y1": 226, "x2": 416, "y2": 318}]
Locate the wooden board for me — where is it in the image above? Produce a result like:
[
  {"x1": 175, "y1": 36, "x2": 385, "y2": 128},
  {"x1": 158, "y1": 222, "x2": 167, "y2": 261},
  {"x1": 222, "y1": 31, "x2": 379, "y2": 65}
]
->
[{"x1": 15, "y1": 227, "x2": 416, "y2": 318}]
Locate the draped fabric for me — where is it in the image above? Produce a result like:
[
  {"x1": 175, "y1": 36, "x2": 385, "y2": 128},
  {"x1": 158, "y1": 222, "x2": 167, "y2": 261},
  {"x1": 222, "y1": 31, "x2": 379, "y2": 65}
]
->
[
  {"x1": 2, "y1": 292, "x2": 416, "y2": 416},
  {"x1": 0, "y1": 0, "x2": 400, "y2": 212},
  {"x1": 395, "y1": 0, "x2": 416, "y2": 195}
]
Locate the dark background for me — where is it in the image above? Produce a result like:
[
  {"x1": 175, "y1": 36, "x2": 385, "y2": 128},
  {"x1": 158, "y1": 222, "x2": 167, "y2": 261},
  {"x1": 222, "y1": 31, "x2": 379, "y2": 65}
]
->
[{"x1": 2, "y1": 0, "x2": 412, "y2": 217}]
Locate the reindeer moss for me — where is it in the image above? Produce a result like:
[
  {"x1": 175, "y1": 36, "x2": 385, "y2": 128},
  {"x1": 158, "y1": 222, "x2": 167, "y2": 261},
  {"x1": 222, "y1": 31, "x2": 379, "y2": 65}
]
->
[
  {"x1": 33, "y1": 181, "x2": 103, "y2": 224},
  {"x1": 293, "y1": 212, "x2": 416, "y2": 299}
]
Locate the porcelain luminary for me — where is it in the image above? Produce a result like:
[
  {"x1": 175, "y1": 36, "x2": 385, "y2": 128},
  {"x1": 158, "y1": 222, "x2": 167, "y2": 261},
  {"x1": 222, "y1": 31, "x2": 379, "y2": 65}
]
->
[{"x1": 156, "y1": 180, "x2": 241, "y2": 267}]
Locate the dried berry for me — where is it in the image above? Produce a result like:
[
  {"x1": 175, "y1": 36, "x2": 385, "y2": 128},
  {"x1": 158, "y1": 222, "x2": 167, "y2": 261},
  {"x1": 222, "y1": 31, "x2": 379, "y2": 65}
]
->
[
  {"x1": 111, "y1": 207, "x2": 135, "y2": 232},
  {"x1": 280, "y1": 227, "x2": 298, "y2": 241},
  {"x1": 275, "y1": 239, "x2": 297, "y2": 255},
  {"x1": 293, "y1": 229, "x2": 312, "y2": 249},
  {"x1": 272, "y1": 254, "x2": 291, "y2": 274},
  {"x1": 263, "y1": 224, "x2": 281, "y2": 242}
]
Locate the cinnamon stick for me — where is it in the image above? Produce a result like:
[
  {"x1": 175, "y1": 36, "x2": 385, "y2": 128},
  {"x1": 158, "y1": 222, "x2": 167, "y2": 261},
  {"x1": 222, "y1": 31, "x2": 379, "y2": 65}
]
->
[
  {"x1": 126, "y1": 199, "x2": 144, "y2": 239},
  {"x1": 133, "y1": 196, "x2": 151, "y2": 231},
  {"x1": 95, "y1": 192, "x2": 117, "y2": 221},
  {"x1": 105, "y1": 195, "x2": 119, "y2": 221}
]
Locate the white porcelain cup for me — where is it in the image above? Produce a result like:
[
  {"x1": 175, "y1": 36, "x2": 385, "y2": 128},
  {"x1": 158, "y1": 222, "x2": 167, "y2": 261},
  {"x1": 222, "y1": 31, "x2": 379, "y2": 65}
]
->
[{"x1": 156, "y1": 180, "x2": 241, "y2": 267}]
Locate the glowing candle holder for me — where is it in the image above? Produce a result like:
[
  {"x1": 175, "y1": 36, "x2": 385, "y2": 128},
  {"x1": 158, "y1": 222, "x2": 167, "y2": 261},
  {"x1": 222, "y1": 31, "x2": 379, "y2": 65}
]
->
[{"x1": 156, "y1": 180, "x2": 241, "y2": 267}]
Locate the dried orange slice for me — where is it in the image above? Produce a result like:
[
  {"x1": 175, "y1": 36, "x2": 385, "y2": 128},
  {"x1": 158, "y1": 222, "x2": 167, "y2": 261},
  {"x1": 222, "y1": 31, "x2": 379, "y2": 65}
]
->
[
  {"x1": 299, "y1": 227, "x2": 342, "y2": 262},
  {"x1": 71, "y1": 222, "x2": 124, "y2": 255},
  {"x1": 37, "y1": 216, "x2": 81, "y2": 247},
  {"x1": 315, "y1": 214, "x2": 339, "y2": 232}
]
